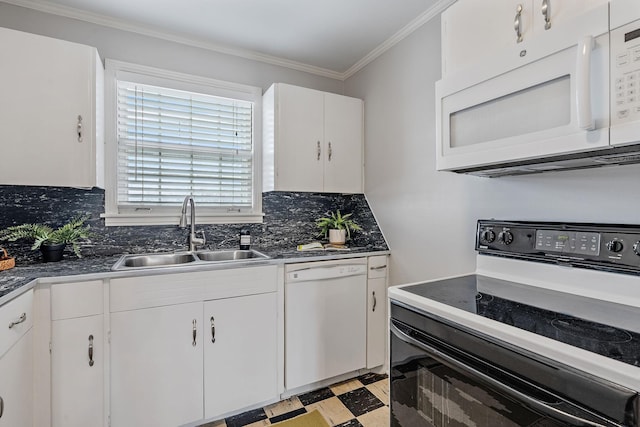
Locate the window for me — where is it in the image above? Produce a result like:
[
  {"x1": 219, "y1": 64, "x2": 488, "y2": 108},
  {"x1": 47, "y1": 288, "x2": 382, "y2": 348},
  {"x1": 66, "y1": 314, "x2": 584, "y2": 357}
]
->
[{"x1": 103, "y1": 60, "x2": 263, "y2": 225}]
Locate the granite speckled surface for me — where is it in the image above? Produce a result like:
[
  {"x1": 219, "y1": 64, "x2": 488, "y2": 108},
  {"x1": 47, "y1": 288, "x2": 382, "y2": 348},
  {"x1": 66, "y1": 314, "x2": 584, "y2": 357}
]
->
[{"x1": 0, "y1": 185, "x2": 389, "y2": 303}]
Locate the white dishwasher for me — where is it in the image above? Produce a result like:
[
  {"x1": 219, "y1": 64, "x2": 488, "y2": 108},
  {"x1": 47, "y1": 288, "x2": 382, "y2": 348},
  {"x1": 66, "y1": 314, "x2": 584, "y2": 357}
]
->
[{"x1": 285, "y1": 258, "x2": 368, "y2": 390}]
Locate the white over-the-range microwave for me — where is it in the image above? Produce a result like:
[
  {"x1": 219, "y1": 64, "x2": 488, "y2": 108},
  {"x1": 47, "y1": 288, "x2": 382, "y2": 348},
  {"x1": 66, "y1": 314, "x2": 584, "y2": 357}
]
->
[{"x1": 436, "y1": 0, "x2": 640, "y2": 177}]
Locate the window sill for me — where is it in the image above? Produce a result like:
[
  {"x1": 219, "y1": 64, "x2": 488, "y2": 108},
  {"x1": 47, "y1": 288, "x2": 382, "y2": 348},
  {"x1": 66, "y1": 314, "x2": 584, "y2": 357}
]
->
[{"x1": 101, "y1": 212, "x2": 264, "y2": 226}]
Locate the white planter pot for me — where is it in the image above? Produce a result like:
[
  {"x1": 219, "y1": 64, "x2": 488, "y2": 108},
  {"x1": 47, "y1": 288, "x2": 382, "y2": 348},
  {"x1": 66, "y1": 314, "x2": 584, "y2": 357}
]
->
[{"x1": 328, "y1": 229, "x2": 347, "y2": 245}]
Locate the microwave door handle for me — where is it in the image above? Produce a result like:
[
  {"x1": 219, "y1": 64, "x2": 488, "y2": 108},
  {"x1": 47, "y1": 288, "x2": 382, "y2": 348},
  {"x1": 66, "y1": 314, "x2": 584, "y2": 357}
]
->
[
  {"x1": 389, "y1": 322, "x2": 617, "y2": 427},
  {"x1": 576, "y1": 35, "x2": 595, "y2": 130}
]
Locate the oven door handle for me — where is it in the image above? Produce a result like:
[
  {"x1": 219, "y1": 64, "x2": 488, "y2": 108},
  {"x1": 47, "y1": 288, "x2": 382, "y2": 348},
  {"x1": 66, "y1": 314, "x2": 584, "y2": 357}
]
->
[{"x1": 390, "y1": 321, "x2": 619, "y2": 427}]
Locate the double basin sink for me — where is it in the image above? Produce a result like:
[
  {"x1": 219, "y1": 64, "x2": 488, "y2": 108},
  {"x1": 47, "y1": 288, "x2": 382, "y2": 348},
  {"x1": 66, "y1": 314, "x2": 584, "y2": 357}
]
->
[{"x1": 112, "y1": 249, "x2": 269, "y2": 271}]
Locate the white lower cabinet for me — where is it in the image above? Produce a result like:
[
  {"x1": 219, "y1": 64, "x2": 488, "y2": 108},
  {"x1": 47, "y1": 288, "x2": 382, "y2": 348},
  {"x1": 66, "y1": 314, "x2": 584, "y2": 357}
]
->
[
  {"x1": 0, "y1": 329, "x2": 33, "y2": 427},
  {"x1": 51, "y1": 315, "x2": 103, "y2": 427},
  {"x1": 108, "y1": 266, "x2": 279, "y2": 426},
  {"x1": 204, "y1": 293, "x2": 278, "y2": 418},
  {"x1": 366, "y1": 255, "x2": 389, "y2": 369},
  {"x1": 110, "y1": 302, "x2": 204, "y2": 427}
]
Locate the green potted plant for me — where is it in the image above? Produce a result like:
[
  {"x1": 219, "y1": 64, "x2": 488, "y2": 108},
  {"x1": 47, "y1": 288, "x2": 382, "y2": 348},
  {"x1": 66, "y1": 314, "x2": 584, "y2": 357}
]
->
[
  {"x1": 0, "y1": 215, "x2": 92, "y2": 262},
  {"x1": 316, "y1": 210, "x2": 362, "y2": 245}
]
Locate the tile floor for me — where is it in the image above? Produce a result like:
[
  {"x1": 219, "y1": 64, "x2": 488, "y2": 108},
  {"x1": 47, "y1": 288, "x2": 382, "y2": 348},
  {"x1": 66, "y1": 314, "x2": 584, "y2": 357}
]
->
[{"x1": 201, "y1": 373, "x2": 389, "y2": 427}]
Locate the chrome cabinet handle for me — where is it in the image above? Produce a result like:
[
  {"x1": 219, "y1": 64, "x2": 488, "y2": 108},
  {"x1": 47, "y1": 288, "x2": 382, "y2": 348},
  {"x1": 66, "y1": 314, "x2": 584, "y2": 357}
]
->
[
  {"x1": 192, "y1": 319, "x2": 197, "y2": 347},
  {"x1": 316, "y1": 141, "x2": 321, "y2": 161},
  {"x1": 0, "y1": 396, "x2": 3, "y2": 418},
  {"x1": 210, "y1": 316, "x2": 216, "y2": 343},
  {"x1": 514, "y1": 4, "x2": 523, "y2": 43},
  {"x1": 88, "y1": 335, "x2": 94, "y2": 367},
  {"x1": 77, "y1": 115, "x2": 83, "y2": 143},
  {"x1": 372, "y1": 291, "x2": 377, "y2": 312},
  {"x1": 369, "y1": 265, "x2": 387, "y2": 271},
  {"x1": 328, "y1": 142, "x2": 332, "y2": 161},
  {"x1": 541, "y1": 0, "x2": 551, "y2": 30},
  {"x1": 8, "y1": 312, "x2": 26, "y2": 329}
]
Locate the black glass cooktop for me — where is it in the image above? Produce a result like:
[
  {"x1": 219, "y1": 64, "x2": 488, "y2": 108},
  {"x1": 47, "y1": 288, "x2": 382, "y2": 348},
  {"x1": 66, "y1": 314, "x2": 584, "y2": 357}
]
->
[{"x1": 402, "y1": 274, "x2": 640, "y2": 367}]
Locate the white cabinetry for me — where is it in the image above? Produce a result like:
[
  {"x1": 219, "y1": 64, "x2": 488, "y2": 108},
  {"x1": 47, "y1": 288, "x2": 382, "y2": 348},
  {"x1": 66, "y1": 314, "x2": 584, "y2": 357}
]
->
[
  {"x1": 0, "y1": 290, "x2": 34, "y2": 427},
  {"x1": 50, "y1": 280, "x2": 104, "y2": 427},
  {"x1": 204, "y1": 293, "x2": 277, "y2": 418},
  {"x1": 366, "y1": 255, "x2": 388, "y2": 369},
  {"x1": 109, "y1": 266, "x2": 278, "y2": 426},
  {"x1": 263, "y1": 83, "x2": 363, "y2": 194},
  {"x1": 0, "y1": 27, "x2": 104, "y2": 188},
  {"x1": 110, "y1": 302, "x2": 203, "y2": 427},
  {"x1": 441, "y1": 0, "x2": 609, "y2": 76}
]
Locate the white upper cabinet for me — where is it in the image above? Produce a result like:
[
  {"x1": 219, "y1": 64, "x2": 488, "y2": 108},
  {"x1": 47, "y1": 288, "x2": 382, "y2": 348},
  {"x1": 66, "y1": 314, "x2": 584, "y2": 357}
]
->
[
  {"x1": 263, "y1": 83, "x2": 363, "y2": 194},
  {"x1": 0, "y1": 27, "x2": 104, "y2": 188},
  {"x1": 442, "y1": 0, "x2": 609, "y2": 76}
]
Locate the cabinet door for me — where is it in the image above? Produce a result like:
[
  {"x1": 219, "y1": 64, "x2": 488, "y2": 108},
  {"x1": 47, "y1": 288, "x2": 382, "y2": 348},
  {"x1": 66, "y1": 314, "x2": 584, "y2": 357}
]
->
[
  {"x1": 323, "y1": 93, "x2": 363, "y2": 194},
  {"x1": 275, "y1": 84, "x2": 325, "y2": 192},
  {"x1": 110, "y1": 302, "x2": 204, "y2": 427},
  {"x1": 0, "y1": 27, "x2": 97, "y2": 188},
  {"x1": 204, "y1": 293, "x2": 278, "y2": 419},
  {"x1": 366, "y1": 277, "x2": 387, "y2": 369},
  {"x1": 442, "y1": 0, "x2": 531, "y2": 75},
  {"x1": 51, "y1": 315, "x2": 103, "y2": 427},
  {"x1": 0, "y1": 329, "x2": 33, "y2": 427}
]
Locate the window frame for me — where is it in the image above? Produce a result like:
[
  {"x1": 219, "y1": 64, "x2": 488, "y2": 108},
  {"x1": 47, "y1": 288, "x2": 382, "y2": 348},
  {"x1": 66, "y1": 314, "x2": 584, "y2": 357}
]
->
[{"x1": 103, "y1": 60, "x2": 263, "y2": 226}]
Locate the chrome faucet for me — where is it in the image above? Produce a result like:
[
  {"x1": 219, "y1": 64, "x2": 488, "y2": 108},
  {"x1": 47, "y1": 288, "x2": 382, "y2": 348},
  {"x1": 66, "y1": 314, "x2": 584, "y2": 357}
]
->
[{"x1": 179, "y1": 195, "x2": 206, "y2": 252}]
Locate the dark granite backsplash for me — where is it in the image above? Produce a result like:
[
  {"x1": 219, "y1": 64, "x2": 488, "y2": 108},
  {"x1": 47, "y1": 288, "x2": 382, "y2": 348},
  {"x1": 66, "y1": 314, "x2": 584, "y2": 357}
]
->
[{"x1": 0, "y1": 186, "x2": 387, "y2": 264}]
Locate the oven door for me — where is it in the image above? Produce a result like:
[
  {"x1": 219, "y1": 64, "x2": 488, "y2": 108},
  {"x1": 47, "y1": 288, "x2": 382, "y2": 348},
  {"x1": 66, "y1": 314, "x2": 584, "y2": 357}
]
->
[
  {"x1": 390, "y1": 315, "x2": 632, "y2": 427},
  {"x1": 435, "y1": 4, "x2": 609, "y2": 173}
]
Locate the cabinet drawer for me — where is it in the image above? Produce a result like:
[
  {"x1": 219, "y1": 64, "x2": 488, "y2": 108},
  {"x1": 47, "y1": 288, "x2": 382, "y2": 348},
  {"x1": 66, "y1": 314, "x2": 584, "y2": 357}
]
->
[
  {"x1": 51, "y1": 280, "x2": 103, "y2": 321},
  {"x1": 0, "y1": 290, "x2": 33, "y2": 358},
  {"x1": 368, "y1": 255, "x2": 388, "y2": 279}
]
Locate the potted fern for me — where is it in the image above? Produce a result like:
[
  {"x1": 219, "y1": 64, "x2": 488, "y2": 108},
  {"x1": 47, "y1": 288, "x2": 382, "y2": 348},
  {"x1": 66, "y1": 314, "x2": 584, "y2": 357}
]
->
[
  {"x1": 316, "y1": 210, "x2": 362, "y2": 245},
  {"x1": 0, "y1": 215, "x2": 92, "y2": 262}
]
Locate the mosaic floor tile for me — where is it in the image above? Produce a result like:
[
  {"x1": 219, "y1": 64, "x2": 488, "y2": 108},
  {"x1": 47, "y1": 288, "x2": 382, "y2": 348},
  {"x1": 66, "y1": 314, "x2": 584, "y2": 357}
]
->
[
  {"x1": 298, "y1": 387, "x2": 335, "y2": 406},
  {"x1": 225, "y1": 408, "x2": 268, "y2": 427},
  {"x1": 330, "y1": 378, "x2": 363, "y2": 395},
  {"x1": 269, "y1": 407, "x2": 307, "y2": 424},
  {"x1": 264, "y1": 396, "x2": 304, "y2": 418},
  {"x1": 365, "y1": 379, "x2": 389, "y2": 406},
  {"x1": 337, "y1": 388, "x2": 384, "y2": 418},
  {"x1": 199, "y1": 373, "x2": 389, "y2": 427},
  {"x1": 356, "y1": 406, "x2": 389, "y2": 427}
]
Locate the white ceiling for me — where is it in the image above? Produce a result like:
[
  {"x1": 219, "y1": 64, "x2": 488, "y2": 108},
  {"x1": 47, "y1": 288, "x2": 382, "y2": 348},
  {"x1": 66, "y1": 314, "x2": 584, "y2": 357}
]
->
[{"x1": 3, "y1": 0, "x2": 451, "y2": 79}]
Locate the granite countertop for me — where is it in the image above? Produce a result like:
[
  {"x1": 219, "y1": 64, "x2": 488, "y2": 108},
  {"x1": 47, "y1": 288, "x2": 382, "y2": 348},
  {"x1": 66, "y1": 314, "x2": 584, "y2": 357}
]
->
[{"x1": 0, "y1": 246, "x2": 390, "y2": 305}]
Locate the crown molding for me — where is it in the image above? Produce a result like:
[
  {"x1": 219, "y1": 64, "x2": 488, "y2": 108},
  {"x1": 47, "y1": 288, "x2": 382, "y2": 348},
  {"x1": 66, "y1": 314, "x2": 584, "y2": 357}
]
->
[
  {"x1": 0, "y1": 0, "x2": 345, "y2": 80},
  {"x1": 342, "y1": 0, "x2": 456, "y2": 80},
  {"x1": 0, "y1": 0, "x2": 451, "y2": 81}
]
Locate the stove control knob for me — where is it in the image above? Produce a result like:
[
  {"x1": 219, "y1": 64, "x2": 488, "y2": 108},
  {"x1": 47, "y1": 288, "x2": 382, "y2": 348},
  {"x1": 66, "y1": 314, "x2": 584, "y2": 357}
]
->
[
  {"x1": 606, "y1": 240, "x2": 624, "y2": 253},
  {"x1": 499, "y1": 231, "x2": 514, "y2": 245},
  {"x1": 633, "y1": 242, "x2": 640, "y2": 256},
  {"x1": 481, "y1": 229, "x2": 496, "y2": 243}
]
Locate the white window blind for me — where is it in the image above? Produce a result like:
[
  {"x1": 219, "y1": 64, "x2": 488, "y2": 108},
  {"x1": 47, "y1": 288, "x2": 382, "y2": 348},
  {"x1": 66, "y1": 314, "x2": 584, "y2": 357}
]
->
[{"x1": 117, "y1": 81, "x2": 254, "y2": 209}]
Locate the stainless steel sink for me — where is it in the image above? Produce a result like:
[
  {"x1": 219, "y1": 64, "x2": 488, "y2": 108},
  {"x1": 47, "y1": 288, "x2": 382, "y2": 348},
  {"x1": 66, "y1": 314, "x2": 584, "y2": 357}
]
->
[
  {"x1": 112, "y1": 252, "x2": 198, "y2": 270},
  {"x1": 112, "y1": 249, "x2": 269, "y2": 270},
  {"x1": 195, "y1": 249, "x2": 269, "y2": 262}
]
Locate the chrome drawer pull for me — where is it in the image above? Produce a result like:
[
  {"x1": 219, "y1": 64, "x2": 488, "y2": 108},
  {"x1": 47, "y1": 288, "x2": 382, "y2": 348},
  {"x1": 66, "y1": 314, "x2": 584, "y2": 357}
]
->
[
  {"x1": 372, "y1": 291, "x2": 377, "y2": 312},
  {"x1": 514, "y1": 4, "x2": 523, "y2": 43},
  {"x1": 370, "y1": 265, "x2": 387, "y2": 271},
  {"x1": 192, "y1": 319, "x2": 197, "y2": 347},
  {"x1": 8, "y1": 312, "x2": 26, "y2": 329},
  {"x1": 210, "y1": 316, "x2": 216, "y2": 343},
  {"x1": 88, "y1": 335, "x2": 94, "y2": 367},
  {"x1": 542, "y1": 0, "x2": 551, "y2": 30},
  {"x1": 0, "y1": 396, "x2": 4, "y2": 418}
]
